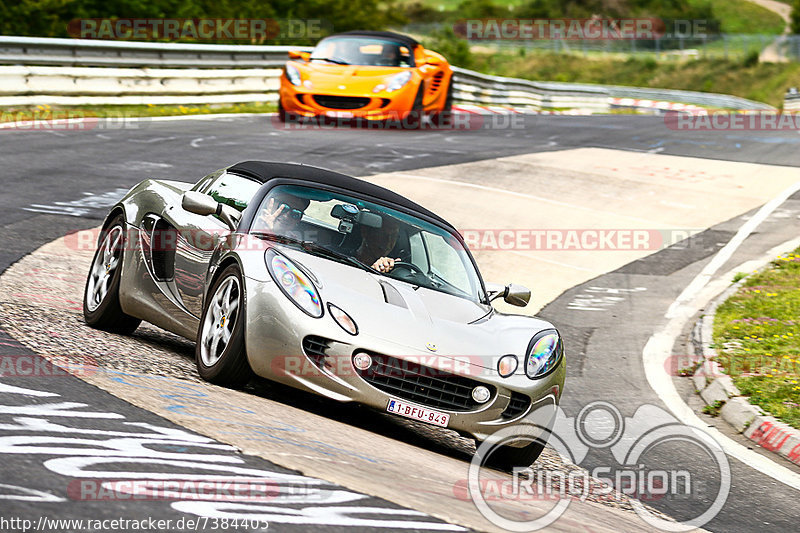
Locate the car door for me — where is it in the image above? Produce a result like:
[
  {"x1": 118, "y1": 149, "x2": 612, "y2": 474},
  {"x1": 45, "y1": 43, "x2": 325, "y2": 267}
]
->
[{"x1": 166, "y1": 171, "x2": 261, "y2": 318}]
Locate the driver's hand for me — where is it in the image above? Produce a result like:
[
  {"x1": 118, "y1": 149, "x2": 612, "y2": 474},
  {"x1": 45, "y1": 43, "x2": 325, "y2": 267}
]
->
[
  {"x1": 372, "y1": 257, "x2": 401, "y2": 273},
  {"x1": 257, "y1": 198, "x2": 285, "y2": 231}
]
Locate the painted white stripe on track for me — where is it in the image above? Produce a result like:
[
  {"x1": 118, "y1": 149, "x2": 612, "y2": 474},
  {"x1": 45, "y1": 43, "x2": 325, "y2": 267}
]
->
[{"x1": 643, "y1": 179, "x2": 800, "y2": 491}]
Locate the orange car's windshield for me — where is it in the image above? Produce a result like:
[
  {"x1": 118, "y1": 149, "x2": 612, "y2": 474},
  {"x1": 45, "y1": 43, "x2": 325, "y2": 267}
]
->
[{"x1": 310, "y1": 37, "x2": 414, "y2": 68}]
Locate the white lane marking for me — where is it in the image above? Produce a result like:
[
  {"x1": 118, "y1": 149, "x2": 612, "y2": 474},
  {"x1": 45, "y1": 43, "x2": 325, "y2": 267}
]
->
[
  {"x1": 666, "y1": 180, "x2": 800, "y2": 319},
  {"x1": 389, "y1": 172, "x2": 665, "y2": 225},
  {"x1": 644, "y1": 180, "x2": 800, "y2": 491}
]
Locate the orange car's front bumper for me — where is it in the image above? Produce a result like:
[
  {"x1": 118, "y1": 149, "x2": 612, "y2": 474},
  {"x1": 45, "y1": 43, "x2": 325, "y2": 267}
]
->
[{"x1": 279, "y1": 82, "x2": 423, "y2": 121}]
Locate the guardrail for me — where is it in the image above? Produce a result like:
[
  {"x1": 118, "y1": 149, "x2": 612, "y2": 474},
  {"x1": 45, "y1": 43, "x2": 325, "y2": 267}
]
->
[
  {"x1": 0, "y1": 35, "x2": 775, "y2": 111},
  {"x1": 785, "y1": 89, "x2": 800, "y2": 111}
]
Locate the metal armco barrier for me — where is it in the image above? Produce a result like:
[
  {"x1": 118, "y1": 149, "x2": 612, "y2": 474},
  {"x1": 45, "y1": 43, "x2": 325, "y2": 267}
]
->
[{"x1": 0, "y1": 35, "x2": 774, "y2": 110}]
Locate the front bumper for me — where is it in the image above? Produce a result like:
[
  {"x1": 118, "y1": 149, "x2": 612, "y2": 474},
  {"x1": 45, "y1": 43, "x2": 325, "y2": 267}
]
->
[
  {"x1": 279, "y1": 83, "x2": 420, "y2": 121},
  {"x1": 244, "y1": 276, "x2": 565, "y2": 444}
]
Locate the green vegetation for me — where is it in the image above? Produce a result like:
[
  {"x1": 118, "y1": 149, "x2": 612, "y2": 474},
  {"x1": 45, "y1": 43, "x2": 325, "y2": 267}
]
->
[
  {"x1": 466, "y1": 50, "x2": 800, "y2": 106},
  {"x1": 0, "y1": 102, "x2": 275, "y2": 123},
  {"x1": 689, "y1": 0, "x2": 785, "y2": 35},
  {"x1": 793, "y1": 0, "x2": 800, "y2": 34},
  {"x1": 0, "y1": 0, "x2": 404, "y2": 43},
  {"x1": 713, "y1": 248, "x2": 800, "y2": 430},
  {"x1": 403, "y1": 0, "x2": 786, "y2": 34}
]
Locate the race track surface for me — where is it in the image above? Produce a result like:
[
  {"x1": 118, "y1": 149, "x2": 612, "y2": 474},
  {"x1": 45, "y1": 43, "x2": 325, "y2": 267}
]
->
[{"x1": 1, "y1": 113, "x2": 799, "y2": 532}]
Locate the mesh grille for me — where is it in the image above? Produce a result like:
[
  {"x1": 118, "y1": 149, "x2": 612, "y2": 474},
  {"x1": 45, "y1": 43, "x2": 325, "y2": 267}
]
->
[
  {"x1": 312, "y1": 95, "x2": 371, "y2": 110},
  {"x1": 501, "y1": 391, "x2": 532, "y2": 419},
  {"x1": 302, "y1": 336, "x2": 331, "y2": 368},
  {"x1": 356, "y1": 352, "x2": 494, "y2": 412}
]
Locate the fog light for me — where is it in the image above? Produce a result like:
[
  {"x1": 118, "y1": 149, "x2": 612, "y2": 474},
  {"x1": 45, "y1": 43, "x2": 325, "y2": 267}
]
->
[
  {"x1": 472, "y1": 385, "x2": 491, "y2": 404},
  {"x1": 353, "y1": 353, "x2": 372, "y2": 371}
]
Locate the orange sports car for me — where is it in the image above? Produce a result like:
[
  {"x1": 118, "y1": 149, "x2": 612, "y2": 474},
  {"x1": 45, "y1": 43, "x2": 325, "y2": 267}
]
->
[{"x1": 278, "y1": 31, "x2": 453, "y2": 125}]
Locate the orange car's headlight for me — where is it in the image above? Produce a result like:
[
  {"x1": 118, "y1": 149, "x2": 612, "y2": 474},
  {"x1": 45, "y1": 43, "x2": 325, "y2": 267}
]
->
[
  {"x1": 285, "y1": 63, "x2": 302, "y2": 87},
  {"x1": 373, "y1": 71, "x2": 412, "y2": 93}
]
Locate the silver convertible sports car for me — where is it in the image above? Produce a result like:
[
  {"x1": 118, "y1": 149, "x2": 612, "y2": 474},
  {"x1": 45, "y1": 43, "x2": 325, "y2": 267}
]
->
[{"x1": 83, "y1": 161, "x2": 565, "y2": 469}]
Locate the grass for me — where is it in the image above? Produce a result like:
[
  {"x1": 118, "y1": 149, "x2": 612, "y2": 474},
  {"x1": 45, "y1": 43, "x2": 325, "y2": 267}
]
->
[
  {"x1": 471, "y1": 50, "x2": 800, "y2": 106},
  {"x1": 407, "y1": 0, "x2": 787, "y2": 34},
  {"x1": 691, "y1": 0, "x2": 787, "y2": 35},
  {"x1": 713, "y1": 247, "x2": 800, "y2": 430},
  {"x1": 0, "y1": 102, "x2": 276, "y2": 123}
]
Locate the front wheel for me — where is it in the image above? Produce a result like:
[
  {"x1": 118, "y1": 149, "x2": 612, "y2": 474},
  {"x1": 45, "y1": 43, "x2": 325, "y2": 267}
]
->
[
  {"x1": 196, "y1": 264, "x2": 252, "y2": 385},
  {"x1": 480, "y1": 437, "x2": 547, "y2": 472},
  {"x1": 83, "y1": 216, "x2": 141, "y2": 334}
]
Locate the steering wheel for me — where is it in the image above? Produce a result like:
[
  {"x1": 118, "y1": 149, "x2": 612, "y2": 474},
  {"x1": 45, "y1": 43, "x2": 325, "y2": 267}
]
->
[{"x1": 389, "y1": 261, "x2": 421, "y2": 277}]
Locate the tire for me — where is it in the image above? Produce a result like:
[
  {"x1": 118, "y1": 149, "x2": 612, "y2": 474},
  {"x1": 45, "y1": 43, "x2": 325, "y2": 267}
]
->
[
  {"x1": 277, "y1": 99, "x2": 287, "y2": 123},
  {"x1": 443, "y1": 78, "x2": 454, "y2": 114},
  {"x1": 431, "y1": 80, "x2": 454, "y2": 128},
  {"x1": 480, "y1": 437, "x2": 547, "y2": 473},
  {"x1": 196, "y1": 264, "x2": 252, "y2": 385},
  {"x1": 405, "y1": 86, "x2": 425, "y2": 129},
  {"x1": 83, "y1": 215, "x2": 141, "y2": 334}
]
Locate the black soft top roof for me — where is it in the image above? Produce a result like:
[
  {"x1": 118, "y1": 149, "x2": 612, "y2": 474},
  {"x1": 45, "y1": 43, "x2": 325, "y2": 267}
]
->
[
  {"x1": 227, "y1": 161, "x2": 453, "y2": 231},
  {"x1": 332, "y1": 30, "x2": 419, "y2": 50}
]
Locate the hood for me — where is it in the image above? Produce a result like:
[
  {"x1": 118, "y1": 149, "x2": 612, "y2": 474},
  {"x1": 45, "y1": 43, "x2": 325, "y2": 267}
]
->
[
  {"x1": 295, "y1": 62, "x2": 412, "y2": 93},
  {"x1": 281, "y1": 248, "x2": 552, "y2": 369}
]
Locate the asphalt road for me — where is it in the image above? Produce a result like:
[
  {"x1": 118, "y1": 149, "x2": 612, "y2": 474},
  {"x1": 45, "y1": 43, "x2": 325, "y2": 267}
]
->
[{"x1": 1, "y1": 113, "x2": 799, "y2": 532}]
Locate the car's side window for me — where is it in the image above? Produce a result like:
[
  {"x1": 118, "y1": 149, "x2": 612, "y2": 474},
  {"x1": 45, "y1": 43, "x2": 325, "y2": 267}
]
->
[{"x1": 204, "y1": 172, "x2": 261, "y2": 212}]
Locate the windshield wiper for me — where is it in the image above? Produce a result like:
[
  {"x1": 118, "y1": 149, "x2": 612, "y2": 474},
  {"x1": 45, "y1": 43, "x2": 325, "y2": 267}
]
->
[
  {"x1": 251, "y1": 233, "x2": 377, "y2": 273},
  {"x1": 309, "y1": 56, "x2": 350, "y2": 65}
]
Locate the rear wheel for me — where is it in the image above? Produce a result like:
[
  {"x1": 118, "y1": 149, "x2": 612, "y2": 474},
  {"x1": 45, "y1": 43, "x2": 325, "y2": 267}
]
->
[
  {"x1": 196, "y1": 264, "x2": 252, "y2": 385},
  {"x1": 83, "y1": 216, "x2": 141, "y2": 334}
]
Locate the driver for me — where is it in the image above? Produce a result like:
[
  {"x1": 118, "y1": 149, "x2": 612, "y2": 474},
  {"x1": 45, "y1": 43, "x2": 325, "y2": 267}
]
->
[
  {"x1": 254, "y1": 192, "x2": 310, "y2": 236},
  {"x1": 356, "y1": 216, "x2": 401, "y2": 273}
]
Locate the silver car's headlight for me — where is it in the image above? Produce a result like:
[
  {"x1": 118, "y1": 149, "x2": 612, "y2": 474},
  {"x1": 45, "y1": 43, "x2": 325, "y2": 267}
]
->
[
  {"x1": 285, "y1": 63, "x2": 302, "y2": 86},
  {"x1": 381, "y1": 70, "x2": 412, "y2": 93},
  {"x1": 266, "y1": 249, "x2": 322, "y2": 318},
  {"x1": 525, "y1": 330, "x2": 563, "y2": 379}
]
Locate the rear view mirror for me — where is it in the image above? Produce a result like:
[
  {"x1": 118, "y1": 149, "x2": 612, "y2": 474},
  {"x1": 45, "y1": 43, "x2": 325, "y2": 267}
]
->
[
  {"x1": 288, "y1": 50, "x2": 310, "y2": 61},
  {"x1": 330, "y1": 204, "x2": 384, "y2": 232}
]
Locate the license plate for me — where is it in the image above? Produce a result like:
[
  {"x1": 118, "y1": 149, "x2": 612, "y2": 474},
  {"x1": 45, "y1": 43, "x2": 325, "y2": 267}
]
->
[
  {"x1": 324, "y1": 111, "x2": 354, "y2": 118},
  {"x1": 386, "y1": 398, "x2": 450, "y2": 427}
]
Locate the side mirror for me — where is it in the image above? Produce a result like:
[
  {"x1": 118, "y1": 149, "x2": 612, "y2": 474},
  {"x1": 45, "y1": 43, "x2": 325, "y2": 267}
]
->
[
  {"x1": 182, "y1": 191, "x2": 218, "y2": 216},
  {"x1": 181, "y1": 191, "x2": 240, "y2": 231},
  {"x1": 288, "y1": 50, "x2": 310, "y2": 61},
  {"x1": 486, "y1": 282, "x2": 531, "y2": 307}
]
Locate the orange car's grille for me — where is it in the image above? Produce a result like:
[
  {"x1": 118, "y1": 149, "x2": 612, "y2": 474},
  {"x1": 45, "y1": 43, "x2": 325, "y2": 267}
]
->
[{"x1": 312, "y1": 95, "x2": 371, "y2": 110}]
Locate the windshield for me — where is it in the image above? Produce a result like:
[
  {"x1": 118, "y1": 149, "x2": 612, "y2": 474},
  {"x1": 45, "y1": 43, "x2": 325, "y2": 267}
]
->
[
  {"x1": 251, "y1": 185, "x2": 483, "y2": 302},
  {"x1": 310, "y1": 37, "x2": 414, "y2": 67}
]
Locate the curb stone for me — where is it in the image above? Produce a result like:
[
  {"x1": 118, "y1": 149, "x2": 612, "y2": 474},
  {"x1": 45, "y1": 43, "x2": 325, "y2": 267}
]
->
[{"x1": 693, "y1": 261, "x2": 800, "y2": 467}]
